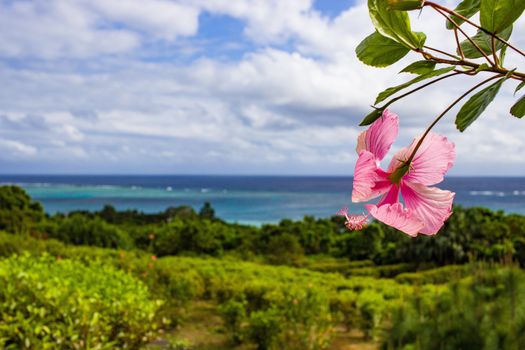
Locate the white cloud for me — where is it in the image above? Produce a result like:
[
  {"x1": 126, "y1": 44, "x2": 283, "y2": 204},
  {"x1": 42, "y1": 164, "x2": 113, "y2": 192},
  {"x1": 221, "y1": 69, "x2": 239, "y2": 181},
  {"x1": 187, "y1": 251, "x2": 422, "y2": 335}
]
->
[
  {"x1": 56, "y1": 125, "x2": 85, "y2": 142},
  {"x1": 0, "y1": 140, "x2": 37, "y2": 157},
  {"x1": 88, "y1": 0, "x2": 199, "y2": 40},
  {"x1": 0, "y1": 1, "x2": 139, "y2": 58},
  {"x1": 0, "y1": 0, "x2": 200, "y2": 59},
  {"x1": 185, "y1": 0, "x2": 317, "y2": 42}
]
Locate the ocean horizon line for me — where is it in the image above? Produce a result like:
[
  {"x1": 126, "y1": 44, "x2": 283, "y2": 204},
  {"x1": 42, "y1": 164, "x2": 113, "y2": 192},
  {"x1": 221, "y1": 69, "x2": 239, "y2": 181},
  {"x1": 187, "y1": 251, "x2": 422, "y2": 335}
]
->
[{"x1": 0, "y1": 174, "x2": 524, "y2": 178}]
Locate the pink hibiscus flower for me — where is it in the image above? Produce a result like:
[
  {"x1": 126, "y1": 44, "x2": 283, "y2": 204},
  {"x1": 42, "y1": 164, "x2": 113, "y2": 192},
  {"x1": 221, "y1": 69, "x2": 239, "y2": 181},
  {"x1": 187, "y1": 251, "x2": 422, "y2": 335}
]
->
[{"x1": 351, "y1": 109, "x2": 455, "y2": 237}]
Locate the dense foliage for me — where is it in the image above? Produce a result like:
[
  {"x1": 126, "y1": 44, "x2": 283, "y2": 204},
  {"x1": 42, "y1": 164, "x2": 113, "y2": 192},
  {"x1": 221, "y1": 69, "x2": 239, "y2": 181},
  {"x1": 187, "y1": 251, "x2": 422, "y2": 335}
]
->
[
  {"x1": 2, "y1": 185, "x2": 525, "y2": 349},
  {"x1": 51, "y1": 214, "x2": 132, "y2": 249},
  {"x1": 0, "y1": 231, "x2": 413, "y2": 349},
  {"x1": 0, "y1": 179, "x2": 510, "y2": 268},
  {"x1": 0, "y1": 253, "x2": 160, "y2": 350},
  {"x1": 383, "y1": 268, "x2": 525, "y2": 350},
  {"x1": 30, "y1": 198, "x2": 525, "y2": 269},
  {"x1": 0, "y1": 185, "x2": 43, "y2": 235}
]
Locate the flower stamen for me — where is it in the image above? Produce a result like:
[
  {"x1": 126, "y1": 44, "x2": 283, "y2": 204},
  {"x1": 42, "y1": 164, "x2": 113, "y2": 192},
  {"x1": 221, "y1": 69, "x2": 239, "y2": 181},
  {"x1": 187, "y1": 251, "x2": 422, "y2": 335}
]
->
[{"x1": 337, "y1": 207, "x2": 369, "y2": 231}]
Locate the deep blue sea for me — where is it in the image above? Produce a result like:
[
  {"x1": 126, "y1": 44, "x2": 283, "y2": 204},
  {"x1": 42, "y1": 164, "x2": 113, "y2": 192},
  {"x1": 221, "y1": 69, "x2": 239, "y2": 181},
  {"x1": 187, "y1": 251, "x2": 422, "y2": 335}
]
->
[{"x1": 1, "y1": 175, "x2": 525, "y2": 225}]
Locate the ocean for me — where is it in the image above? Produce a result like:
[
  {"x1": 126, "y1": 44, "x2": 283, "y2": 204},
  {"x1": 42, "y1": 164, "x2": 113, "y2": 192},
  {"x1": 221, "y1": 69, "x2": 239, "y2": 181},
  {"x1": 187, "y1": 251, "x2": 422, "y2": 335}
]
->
[{"x1": 1, "y1": 175, "x2": 525, "y2": 224}]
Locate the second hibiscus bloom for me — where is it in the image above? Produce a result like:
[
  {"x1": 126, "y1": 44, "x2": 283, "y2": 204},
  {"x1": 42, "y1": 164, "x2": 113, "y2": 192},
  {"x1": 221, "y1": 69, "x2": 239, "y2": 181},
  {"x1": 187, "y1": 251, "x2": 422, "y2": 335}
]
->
[{"x1": 350, "y1": 109, "x2": 455, "y2": 237}]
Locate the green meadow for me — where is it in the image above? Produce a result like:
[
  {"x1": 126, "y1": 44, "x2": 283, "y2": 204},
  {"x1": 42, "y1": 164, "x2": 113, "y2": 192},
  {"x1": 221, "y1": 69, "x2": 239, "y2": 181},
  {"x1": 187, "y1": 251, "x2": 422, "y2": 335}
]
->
[{"x1": 1, "y1": 185, "x2": 525, "y2": 349}]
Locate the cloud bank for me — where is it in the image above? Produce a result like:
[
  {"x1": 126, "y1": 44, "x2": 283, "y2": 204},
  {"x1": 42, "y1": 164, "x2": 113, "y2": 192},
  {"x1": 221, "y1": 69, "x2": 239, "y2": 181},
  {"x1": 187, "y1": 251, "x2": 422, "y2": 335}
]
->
[{"x1": 0, "y1": 0, "x2": 524, "y2": 175}]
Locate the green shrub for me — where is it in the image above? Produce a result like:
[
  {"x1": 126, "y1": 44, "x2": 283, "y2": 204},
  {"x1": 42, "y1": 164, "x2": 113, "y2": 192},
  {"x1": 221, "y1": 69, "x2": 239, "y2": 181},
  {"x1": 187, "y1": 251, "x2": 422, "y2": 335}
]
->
[
  {"x1": 376, "y1": 263, "x2": 418, "y2": 278},
  {"x1": 0, "y1": 186, "x2": 43, "y2": 235},
  {"x1": 246, "y1": 287, "x2": 333, "y2": 350},
  {"x1": 395, "y1": 265, "x2": 469, "y2": 285},
  {"x1": 199, "y1": 202, "x2": 216, "y2": 220},
  {"x1": 342, "y1": 223, "x2": 384, "y2": 261},
  {"x1": 344, "y1": 266, "x2": 380, "y2": 277},
  {"x1": 330, "y1": 290, "x2": 359, "y2": 331},
  {"x1": 0, "y1": 254, "x2": 161, "y2": 349},
  {"x1": 0, "y1": 231, "x2": 66, "y2": 258},
  {"x1": 166, "y1": 338, "x2": 193, "y2": 350},
  {"x1": 382, "y1": 267, "x2": 525, "y2": 350},
  {"x1": 152, "y1": 219, "x2": 226, "y2": 256},
  {"x1": 357, "y1": 290, "x2": 386, "y2": 340},
  {"x1": 219, "y1": 298, "x2": 247, "y2": 344},
  {"x1": 266, "y1": 233, "x2": 304, "y2": 265},
  {"x1": 247, "y1": 309, "x2": 281, "y2": 350},
  {"x1": 302, "y1": 257, "x2": 374, "y2": 274},
  {"x1": 51, "y1": 214, "x2": 131, "y2": 249}
]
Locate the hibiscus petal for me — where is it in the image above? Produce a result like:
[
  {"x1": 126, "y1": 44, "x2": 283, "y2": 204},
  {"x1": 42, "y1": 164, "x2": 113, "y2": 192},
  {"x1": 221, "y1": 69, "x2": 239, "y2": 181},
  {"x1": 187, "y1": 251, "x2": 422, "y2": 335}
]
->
[
  {"x1": 365, "y1": 203, "x2": 424, "y2": 237},
  {"x1": 352, "y1": 151, "x2": 391, "y2": 203},
  {"x1": 401, "y1": 181, "x2": 455, "y2": 235},
  {"x1": 356, "y1": 109, "x2": 399, "y2": 162},
  {"x1": 356, "y1": 131, "x2": 367, "y2": 155},
  {"x1": 377, "y1": 184, "x2": 400, "y2": 206},
  {"x1": 389, "y1": 132, "x2": 455, "y2": 186}
]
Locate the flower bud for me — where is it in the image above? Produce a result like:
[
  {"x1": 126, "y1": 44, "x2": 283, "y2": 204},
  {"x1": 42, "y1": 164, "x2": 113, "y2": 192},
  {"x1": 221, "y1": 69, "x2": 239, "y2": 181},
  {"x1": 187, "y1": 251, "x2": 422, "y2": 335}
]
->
[{"x1": 387, "y1": 0, "x2": 424, "y2": 11}]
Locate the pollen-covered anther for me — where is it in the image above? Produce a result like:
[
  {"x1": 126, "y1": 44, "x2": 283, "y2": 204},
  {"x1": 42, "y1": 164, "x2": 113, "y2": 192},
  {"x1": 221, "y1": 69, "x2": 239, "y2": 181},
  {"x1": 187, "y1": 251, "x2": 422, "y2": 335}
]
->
[
  {"x1": 336, "y1": 207, "x2": 369, "y2": 231},
  {"x1": 344, "y1": 213, "x2": 369, "y2": 230}
]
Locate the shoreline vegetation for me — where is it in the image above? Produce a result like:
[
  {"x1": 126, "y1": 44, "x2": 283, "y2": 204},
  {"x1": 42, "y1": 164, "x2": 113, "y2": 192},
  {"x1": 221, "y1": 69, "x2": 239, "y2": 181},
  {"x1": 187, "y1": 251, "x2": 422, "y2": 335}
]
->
[{"x1": 1, "y1": 185, "x2": 525, "y2": 349}]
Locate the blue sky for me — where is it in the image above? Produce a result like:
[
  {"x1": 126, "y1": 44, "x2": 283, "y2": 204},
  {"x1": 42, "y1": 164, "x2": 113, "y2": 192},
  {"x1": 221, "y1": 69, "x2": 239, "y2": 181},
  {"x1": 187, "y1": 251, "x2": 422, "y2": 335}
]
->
[{"x1": 0, "y1": 0, "x2": 524, "y2": 175}]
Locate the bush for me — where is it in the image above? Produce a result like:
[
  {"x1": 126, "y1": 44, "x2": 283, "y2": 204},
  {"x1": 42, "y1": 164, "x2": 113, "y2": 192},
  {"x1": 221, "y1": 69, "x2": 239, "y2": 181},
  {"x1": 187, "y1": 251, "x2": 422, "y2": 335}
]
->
[
  {"x1": 382, "y1": 267, "x2": 525, "y2": 350},
  {"x1": 219, "y1": 298, "x2": 247, "y2": 344},
  {"x1": 395, "y1": 265, "x2": 469, "y2": 285},
  {"x1": 0, "y1": 254, "x2": 161, "y2": 349},
  {"x1": 0, "y1": 231, "x2": 66, "y2": 258},
  {"x1": 266, "y1": 233, "x2": 304, "y2": 265},
  {"x1": 247, "y1": 309, "x2": 282, "y2": 350},
  {"x1": 0, "y1": 186, "x2": 43, "y2": 235},
  {"x1": 302, "y1": 257, "x2": 374, "y2": 274},
  {"x1": 343, "y1": 223, "x2": 384, "y2": 261},
  {"x1": 199, "y1": 202, "x2": 216, "y2": 220},
  {"x1": 245, "y1": 287, "x2": 333, "y2": 350},
  {"x1": 152, "y1": 219, "x2": 228, "y2": 256},
  {"x1": 330, "y1": 290, "x2": 359, "y2": 331},
  {"x1": 356, "y1": 290, "x2": 386, "y2": 340},
  {"x1": 51, "y1": 214, "x2": 131, "y2": 249}
]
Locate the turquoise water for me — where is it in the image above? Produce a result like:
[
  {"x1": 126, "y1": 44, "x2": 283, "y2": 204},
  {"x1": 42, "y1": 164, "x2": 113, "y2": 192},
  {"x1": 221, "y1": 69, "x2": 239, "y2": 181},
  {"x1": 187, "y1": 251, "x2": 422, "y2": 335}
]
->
[{"x1": 1, "y1": 175, "x2": 525, "y2": 224}]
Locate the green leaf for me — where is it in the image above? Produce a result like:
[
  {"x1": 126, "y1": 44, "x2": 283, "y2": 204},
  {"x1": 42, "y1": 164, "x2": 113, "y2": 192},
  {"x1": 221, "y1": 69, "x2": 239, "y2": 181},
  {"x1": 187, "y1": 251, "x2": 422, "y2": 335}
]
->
[
  {"x1": 413, "y1": 32, "x2": 427, "y2": 50},
  {"x1": 458, "y1": 25, "x2": 512, "y2": 59},
  {"x1": 400, "y1": 60, "x2": 436, "y2": 74},
  {"x1": 356, "y1": 32, "x2": 410, "y2": 67},
  {"x1": 499, "y1": 44, "x2": 508, "y2": 65},
  {"x1": 475, "y1": 63, "x2": 490, "y2": 73},
  {"x1": 446, "y1": 0, "x2": 480, "y2": 29},
  {"x1": 480, "y1": 0, "x2": 525, "y2": 34},
  {"x1": 375, "y1": 66, "x2": 456, "y2": 104},
  {"x1": 515, "y1": 81, "x2": 525, "y2": 94},
  {"x1": 510, "y1": 95, "x2": 525, "y2": 118},
  {"x1": 387, "y1": 0, "x2": 424, "y2": 11},
  {"x1": 360, "y1": 107, "x2": 385, "y2": 126},
  {"x1": 455, "y1": 76, "x2": 508, "y2": 131},
  {"x1": 368, "y1": 0, "x2": 426, "y2": 49}
]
